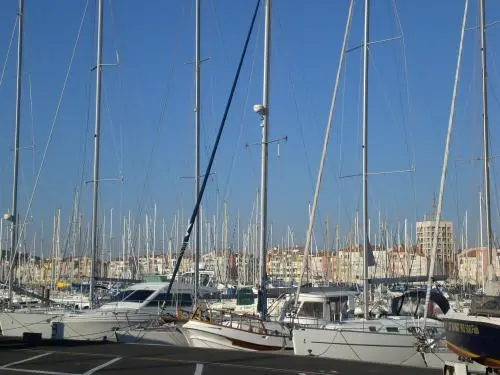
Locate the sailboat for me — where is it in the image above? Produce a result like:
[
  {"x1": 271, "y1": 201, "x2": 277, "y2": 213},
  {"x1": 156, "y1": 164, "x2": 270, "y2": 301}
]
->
[
  {"x1": 113, "y1": 0, "x2": 205, "y2": 345},
  {"x1": 0, "y1": 0, "x2": 67, "y2": 333},
  {"x1": 291, "y1": 0, "x2": 456, "y2": 368},
  {"x1": 179, "y1": 0, "x2": 295, "y2": 351},
  {"x1": 440, "y1": 0, "x2": 500, "y2": 370},
  {"x1": 3, "y1": 0, "x2": 24, "y2": 309},
  {"x1": 0, "y1": 0, "x2": 194, "y2": 342}
]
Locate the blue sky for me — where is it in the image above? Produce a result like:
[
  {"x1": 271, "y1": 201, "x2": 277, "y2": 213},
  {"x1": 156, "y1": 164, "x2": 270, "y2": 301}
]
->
[{"x1": 0, "y1": 0, "x2": 499, "y2": 258}]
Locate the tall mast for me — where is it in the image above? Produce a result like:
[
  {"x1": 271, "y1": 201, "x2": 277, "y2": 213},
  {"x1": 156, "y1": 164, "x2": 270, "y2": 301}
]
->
[
  {"x1": 194, "y1": 0, "x2": 201, "y2": 306},
  {"x1": 362, "y1": 0, "x2": 370, "y2": 319},
  {"x1": 258, "y1": 0, "x2": 271, "y2": 320},
  {"x1": 7, "y1": 0, "x2": 24, "y2": 307},
  {"x1": 423, "y1": 0, "x2": 468, "y2": 325},
  {"x1": 479, "y1": 0, "x2": 495, "y2": 282},
  {"x1": 89, "y1": 0, "x2": 104, "y2": 309}
]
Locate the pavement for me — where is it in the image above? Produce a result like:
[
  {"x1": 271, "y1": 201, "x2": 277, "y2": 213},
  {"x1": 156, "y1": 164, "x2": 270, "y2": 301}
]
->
[{"x1": 0, "y1": 337, "x2": 442, "y2": 375}]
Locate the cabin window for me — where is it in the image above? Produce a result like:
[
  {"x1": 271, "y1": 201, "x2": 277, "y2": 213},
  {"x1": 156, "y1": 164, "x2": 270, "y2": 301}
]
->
[
  {"x1": 386, "y1": 327, "x2": 399, "y2": 333},
  {"x1": 298, "y1": 302, "x2": 323, "y2": 319},
  {"x1": 109, "y1": 290, "x2": 135, "y2": 302},
  {"x1": 123, "y1": 290, "x2": 154, "y2": 303},
  {"x1": 327, "y1": 296, "x2": 349, "y2": 320},
  {"x1": 200, "y1": 274, "x2": 210, "y2": 286},
  {"x1": 399, "y1": 295, "x2": 419, "y2": 316},
  {"x1": 368, "y1": 326, "x2": 377, "y2": 332},
  {"x1": 147, "y1": 293, "x2": 193, "y2": 307}
]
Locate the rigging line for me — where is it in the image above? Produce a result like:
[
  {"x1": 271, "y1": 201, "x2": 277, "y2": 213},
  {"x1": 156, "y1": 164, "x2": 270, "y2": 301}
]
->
[
  {"x1": 108, "y1": 0, "x2": 126, "y2": 260},
  {"x1": 127, "y1": 10, "x2": 196, "y2": 268},
  {"x1": 454, "y1": 161, "x2": 462, "y2": 246},
  {"x1": 352, "y1": 29, "x2": 364, "y2": 225},
  {"x1": 274, "y1": 10, "x2": 323, "y2": 222},
  {"x1": 296, "y1": 0, "x2": 354, "y2": 296},
  {"x1": 18, "y1": 75, "x2": 37, "y2": 224},
  {"x1": 221, "y1": 11, "x2": 261, "y2": 202},
  {"x1": 74, "y1": 1, "x2": 97, "y2": 235},
  {"x1": 452, "y1": 24, "x2": 479, "y2": 235},
  {"x1": 244, "y1": 18, "x2": 263, "y2": 192},
  {"x1": 391, "y1": 0, "x2": 417, "y2": 224},
  {"x1": 488, "y1": 149, "x2": 500, "y2": 228},
  {"x1": 337, "y1": 24, "x2": 351, "y2": 234},
  {"x1": 239, "y1": 15, "x2": 263, "y2": 200},
  {"x1": 423, "y1": 0, "x2": 468, "y2": 327},
  {"x1": 0, "y1": 16, "x2": 17, "y2": 91},
  {"x1": 391, "y1": 0, "x2": 413, "y2": 167},
  {"x1": 275, "y1": 3, "x2": 330, "y2": 244},
  {"x1": 76, "y1": 67, "x2": 94, "y2": 234},
  {"x1": 6, "y1": 0, "x2": 90, "y2": 281},
  {"x1": 128, "y1": 10, "x2": 188, "y2": 254},
  {"x1": 205, "y1": 0, "x2": 238, "y2": 201},
  {"x1": 27, "y1": 73, "x2": 35, "y2": 180},
  {"x1": 368, "y1": 52, "x2": 412, "y2": 171},
  {"x1": 208, "y1": 0, "x2": 231, "y2": 73},
  {"x1": 101, "y1": 81, "x2": 122, "y2": 176},
  {"x1": 107, "y1": 0, "x2": 125, "y2": 175},
  {"x1": 161, "y1": 0, "x2": 261, "y2": 305},
  {"x1": 484, "y1": 50, "x2": 500, "y2": 227}
]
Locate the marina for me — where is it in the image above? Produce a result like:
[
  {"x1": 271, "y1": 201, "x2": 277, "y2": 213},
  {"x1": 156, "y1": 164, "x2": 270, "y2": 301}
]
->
[{"x1": 0, "y1": 0, "x2": 499, "y2": 373}]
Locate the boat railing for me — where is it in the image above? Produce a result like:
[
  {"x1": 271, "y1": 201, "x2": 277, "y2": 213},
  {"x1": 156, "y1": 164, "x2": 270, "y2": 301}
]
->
[
  {"x1": 190, "y1": 305, "x2": 275, "y2": 335},
  {"x1": 470, "y1": 295, "x2": 500, "y2": 317}
]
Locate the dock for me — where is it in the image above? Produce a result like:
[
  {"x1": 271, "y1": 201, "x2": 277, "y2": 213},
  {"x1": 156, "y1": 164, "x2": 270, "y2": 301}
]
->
[{"x1": 0, "y1": 337, "x2": 442, "y2": 375}]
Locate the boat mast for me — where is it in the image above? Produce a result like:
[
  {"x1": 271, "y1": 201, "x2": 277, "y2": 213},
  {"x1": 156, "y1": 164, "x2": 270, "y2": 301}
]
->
[
  {"x1": 258, "y1": 0, "x2": 271, "y2": 320},
  {"x1": 89, "y1": 0, "x2": 104, "y2": 309},
  {"x1": 423, "y1": 0, "x2": 468, "y2": 325},
  {"x1": 362, "y1": 0, "x2": 370, "y2": 320},
  {"x1": 7, "y1": 0, "x2": 24, "y2": 308},
  {"x1": 194, "y1": 0, "x2": 201, "y2": 306},
  {"x1": 479, "y1": 0, "x2": 495, "y2": 283}
]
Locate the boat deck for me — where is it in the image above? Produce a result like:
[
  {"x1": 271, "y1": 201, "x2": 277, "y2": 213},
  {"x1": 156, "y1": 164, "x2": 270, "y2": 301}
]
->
[{"x1": 0, "y1": 337, "x2": 441, "y2": 375}]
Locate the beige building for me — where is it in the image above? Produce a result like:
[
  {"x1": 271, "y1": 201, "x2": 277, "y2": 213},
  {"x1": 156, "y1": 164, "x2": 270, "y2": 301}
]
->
[
  {"x1": 416, "y1": 220, "x2": 453, "y2": 277},
  {"x1": 266, "y1": 247, "x2": 334, "y2": 285},
  {"x1": 457, "y1": 247, "x2": 500, "y2": 285}
]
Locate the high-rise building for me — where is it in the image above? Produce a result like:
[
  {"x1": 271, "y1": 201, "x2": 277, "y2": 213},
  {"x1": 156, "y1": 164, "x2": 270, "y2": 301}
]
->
[{"x1": 416, "y1": 220, "x2": 453, "y2": 277}]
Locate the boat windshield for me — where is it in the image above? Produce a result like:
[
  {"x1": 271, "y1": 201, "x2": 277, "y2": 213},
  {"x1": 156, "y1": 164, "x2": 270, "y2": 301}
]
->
[
  {"x1": 399, "y1": 295, "x2": 443, "y2": 318},
  {"x1": 298, "y1": 301, "x2": 323, "y2": 319},
  {"x1": 146, "y1": 293, "x2": 193, "y2": 308},
  {"x1": 399, "y1": 294, "x2": 419, "y2": 316},
  {"x1": 109, "y1": 290, "x2": 134, "y2": 302},
  {"x1": 200, "y1": 274, "x2": 210, "y2": 287},
  {"x1": 109, "y1": 289, "x2": 154, "y2": 303}
]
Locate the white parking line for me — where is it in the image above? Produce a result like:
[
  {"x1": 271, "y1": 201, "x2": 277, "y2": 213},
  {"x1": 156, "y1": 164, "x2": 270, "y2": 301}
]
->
[
  {"x1": 194, "y1": 363, "x2": 204, "y2": 375},
  {"x1": 1, "y1": 353, "x2": 53, "y2": 369},
  {"x1": 0, "y1": 368, "x2": 78, "y2": 375},
  {"x1": 82, "y1": 357, "x2": 122, "y2": 375}
]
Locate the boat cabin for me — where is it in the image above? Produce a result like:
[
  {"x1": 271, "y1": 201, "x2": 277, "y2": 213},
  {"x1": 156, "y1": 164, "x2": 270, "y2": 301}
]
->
[
  {"x1": 280, "y1": 290, "x2": 358, "y2": 326},
  {"x1": 100, "y1": 281, "x2": 195, "y2": 314},
  {"x1": 390, "y1": 289, "x2": 450, "y2": 318}
]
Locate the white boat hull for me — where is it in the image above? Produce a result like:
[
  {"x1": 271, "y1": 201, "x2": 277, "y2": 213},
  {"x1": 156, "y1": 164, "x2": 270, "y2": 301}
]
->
[
  {"x1": 293, "y1": 325, "x2": 455, "y2": 368},
  {"x1": 181, "y1": 319, "x2": 292, "y2": 352},
  {"x1": 0, "y1": 310, "x2": 62, "y2": 338},
  {"x1": 53, "y1": 311, "x2": 158, "y2": 341},
  {"x1": 115, "y1": 326, "x2": 188, "y2": 346},
  {"x1": 0, "y1": 310, "x2": 157, "y2": 341}
]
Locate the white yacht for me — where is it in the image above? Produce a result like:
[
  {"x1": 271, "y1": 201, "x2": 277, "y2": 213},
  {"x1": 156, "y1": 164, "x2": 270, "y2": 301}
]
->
[
  {"x1": 178, "y1": 269, "x2": 219, "y2": 297},
  {"x1": 292, "y1": 289, "x2": 456, "y2": 368},
  {"x1": 0, "y1": 281, "x2": 194, "y2": 341},
  {"x1": 180, "y1": 289, "x2": 357, "y2": 352}
]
